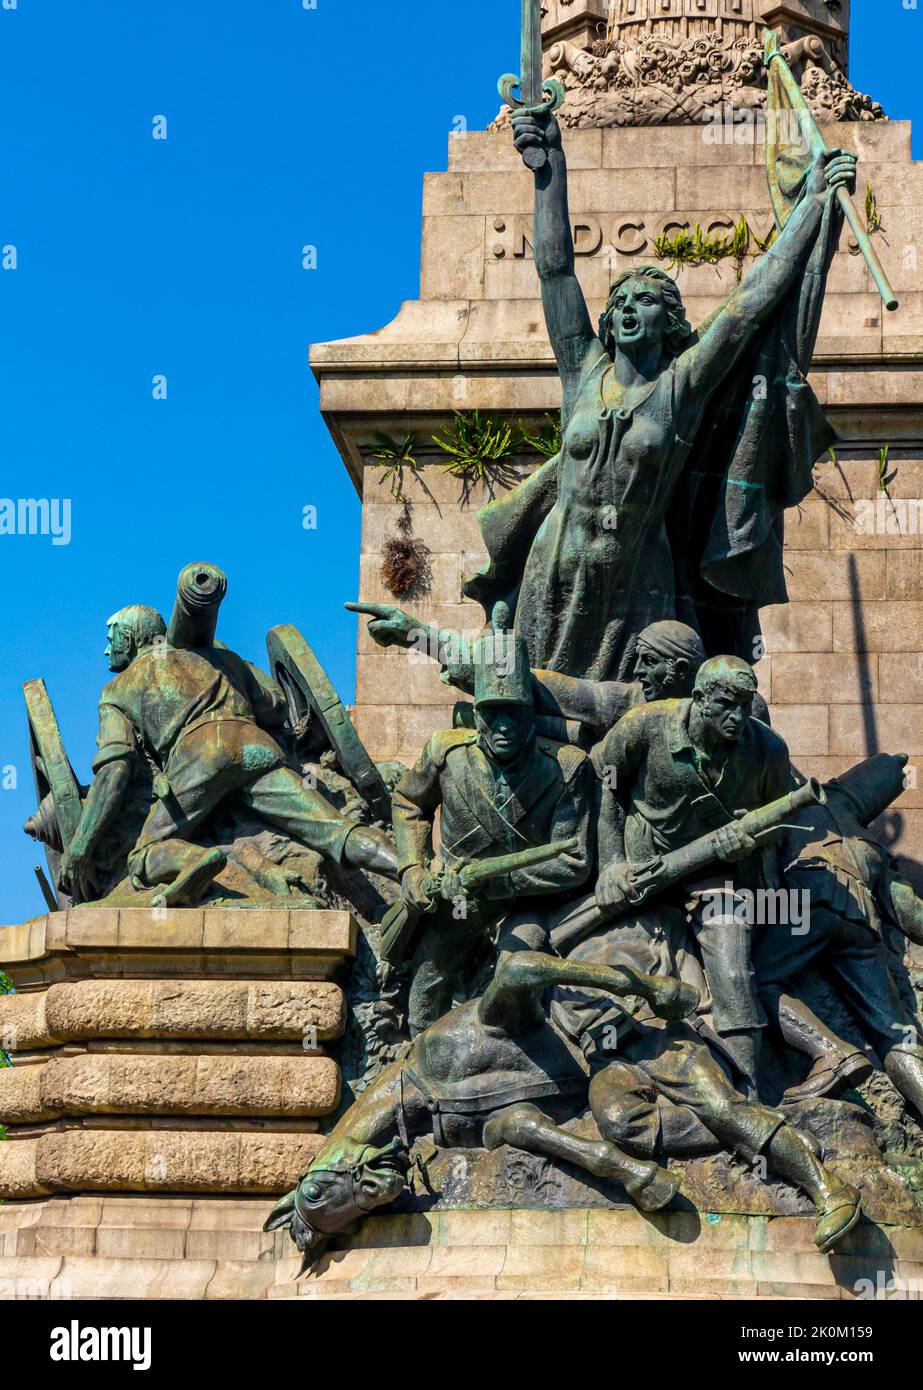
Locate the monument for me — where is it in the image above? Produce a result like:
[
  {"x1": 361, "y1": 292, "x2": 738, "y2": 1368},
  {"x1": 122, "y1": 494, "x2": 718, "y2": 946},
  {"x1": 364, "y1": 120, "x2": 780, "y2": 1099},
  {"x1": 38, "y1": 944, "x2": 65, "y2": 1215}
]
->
[{"x1": 2, "y1": 1, "x2": 923, "y2": 1302}]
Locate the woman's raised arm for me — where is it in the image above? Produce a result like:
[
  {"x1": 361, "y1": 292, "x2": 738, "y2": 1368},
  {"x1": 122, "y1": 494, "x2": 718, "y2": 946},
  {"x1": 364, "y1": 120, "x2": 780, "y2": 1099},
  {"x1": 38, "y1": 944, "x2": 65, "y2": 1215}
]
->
[
  {"x1": 674, "y1": 148, "x2": 857, "y2": 428},
  {"x1": 512, "y1": 111, "x2": 598, "y2": 421}
]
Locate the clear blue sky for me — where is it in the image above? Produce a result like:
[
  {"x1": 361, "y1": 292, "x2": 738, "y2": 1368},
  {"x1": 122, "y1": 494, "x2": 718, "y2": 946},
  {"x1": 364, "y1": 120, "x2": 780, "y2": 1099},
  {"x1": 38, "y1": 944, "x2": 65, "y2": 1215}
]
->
[{"x1": 0, "y1": 0, "x2": 916, "y2": 924}]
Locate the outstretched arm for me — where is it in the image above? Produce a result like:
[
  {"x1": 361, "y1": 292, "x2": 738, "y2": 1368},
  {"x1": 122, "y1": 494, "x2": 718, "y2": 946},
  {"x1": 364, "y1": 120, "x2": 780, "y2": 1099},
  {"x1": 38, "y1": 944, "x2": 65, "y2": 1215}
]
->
[
  {"x1": 512, "y1": 111, "x2": 598, "y2": 422},
  {"x1": 346, "y1": 601, "x2": 472, "y2": 688},
  {"x1": 675, "y1": 148, "x2": 856, "y2": 430}
]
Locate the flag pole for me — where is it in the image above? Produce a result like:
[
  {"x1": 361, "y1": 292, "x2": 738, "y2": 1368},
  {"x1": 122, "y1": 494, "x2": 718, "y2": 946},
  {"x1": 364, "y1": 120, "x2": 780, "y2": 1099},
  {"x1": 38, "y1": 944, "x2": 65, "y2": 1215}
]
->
[{"x1": 763, "y1": 29, "x2": 898, "y2": 313}]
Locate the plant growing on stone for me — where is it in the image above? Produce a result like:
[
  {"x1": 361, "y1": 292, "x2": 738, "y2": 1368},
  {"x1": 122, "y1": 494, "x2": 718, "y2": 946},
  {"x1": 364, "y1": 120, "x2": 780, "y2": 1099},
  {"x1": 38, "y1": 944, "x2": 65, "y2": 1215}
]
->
[
  {"x1": 878, "y1": 443, "x2": 896, "y2": 494},
  {"x1": 379, "y1": 502, "x2": 432, "y2": 599},
  {"x1": 728, "y1": 217, "x2": 752, "y2": 282},
  {"x1": 811, "y1": 446, "x2": 854, "y2": 525},
  {"x1": 520, "y1": 413, "x2": 563, "y2": 459},
  {"x1": 653, "y1": 217, "x2": 745, "y2": 279},
  {"x1": 432, "y1": 410, "x2": 522, "y2": 500},
  {"x1": 368, "y1": 432, "x2": 421, "y2": 504},
  {"x1": 655, "y1": 217, "x2": 770, "y2": 282},
  {"x1": 849, "y1": 181, "x2": 885, "y2": 255},
  {"x1": 876, "y1": 443, "x2": 902, "y2": 534}
]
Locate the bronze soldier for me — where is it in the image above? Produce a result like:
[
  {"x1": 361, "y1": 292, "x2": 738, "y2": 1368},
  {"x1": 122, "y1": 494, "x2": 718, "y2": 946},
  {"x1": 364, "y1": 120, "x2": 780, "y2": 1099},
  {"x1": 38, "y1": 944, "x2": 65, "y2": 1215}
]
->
[
  {"x1": 755, "y1": 755, "x2": 923, "y2": 1119},
  {"x1": 348, "y1": 601, "x2": 777, "y2": 743},
  {"x1": 391, "y1": 632, "x2": 595, "y2": 1034},
  {"x1": 591, "y1": 654, "x2": 790, "y2": 1094},
  {"x1": 60, "y1": 599, "x2": 398, "y2": 905},
  {"x1": 549, "y1": 909, "x2": 862, "y2": 1256}
]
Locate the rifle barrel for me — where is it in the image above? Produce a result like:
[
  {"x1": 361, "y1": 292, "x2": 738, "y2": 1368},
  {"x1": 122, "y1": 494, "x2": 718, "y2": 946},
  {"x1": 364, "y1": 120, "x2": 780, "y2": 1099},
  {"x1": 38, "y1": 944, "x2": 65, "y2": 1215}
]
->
[{"x1": 460, "y1": 835, "x2": 579, "y2": 891}]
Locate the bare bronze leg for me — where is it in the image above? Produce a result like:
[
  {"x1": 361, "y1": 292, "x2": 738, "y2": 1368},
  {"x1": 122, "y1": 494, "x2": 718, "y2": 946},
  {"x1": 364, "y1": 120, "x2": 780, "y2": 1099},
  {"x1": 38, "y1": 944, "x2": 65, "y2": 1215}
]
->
[
  {"x1": 483, "y1": 1102, "x2": 678, "y2": 1212},
  {"x1": 478, "y1": 949, "x2": 699, "y2": 1036}
]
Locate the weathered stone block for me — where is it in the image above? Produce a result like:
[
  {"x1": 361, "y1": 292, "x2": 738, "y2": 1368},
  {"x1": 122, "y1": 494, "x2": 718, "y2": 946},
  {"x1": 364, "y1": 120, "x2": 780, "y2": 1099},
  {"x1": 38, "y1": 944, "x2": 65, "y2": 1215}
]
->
[
  {"x1": 761, "y1": 602, "x2": 833, "y2": 654},
  {"x1": 117, "y1": 908, "x2": 205, "y2": 950},
  {"x1": 770, "y1": 653, "x2": 877, "y2": 704},
  {"x1": 31, "y1": 1130, "x2": 322, "y2": 1196},
  {"x1": 768, "y1": 705, "x2": 830, "y2": 757},
  {"x1": 419, "y1": 217, "x2": 486, "y2": 300},
  {"x1": 0, "y1": 1139, "x2": 50, "y2": 1200},
  {"x1": 880, "y1": 653, "x2": 923, "y2": 705},
  {"x1": 785, "y1": 551, "x2": 886, "y2": 601},
  {"x1": 1, "y1": 979, "x2": 344, "y2": 1050},
  {"x1": 830, "y1": 704, "x2": 923, "y2": 755},
  {"x1": 888, "y1": 551, "x2": 923, "y2": 599},
  {"x1": 603, "y1": 124, "x2": 758, "y2": 169},
  {"x1": 0, "y1": 1053, "x2": 339, "y2": 1125},
  {"x1": 0, "y1": 991, "x2": 47, "y2": 1051},
  {"x1": 582, "y1": 1242, "x2": 669, "y2": 1292},
  {"x1": 784, "y1": 499, "x2": 831, "y2": 550},
  {"x1": 833, "y1": 602, "x2": 923, "y2": 652}
]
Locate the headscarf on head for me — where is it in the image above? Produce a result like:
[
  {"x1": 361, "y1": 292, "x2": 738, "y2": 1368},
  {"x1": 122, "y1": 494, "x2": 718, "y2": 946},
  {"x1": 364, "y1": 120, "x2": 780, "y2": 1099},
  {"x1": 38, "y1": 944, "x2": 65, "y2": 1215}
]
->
[{"x1": 635, "y1": 620, "x2": 706, "y2": 666}]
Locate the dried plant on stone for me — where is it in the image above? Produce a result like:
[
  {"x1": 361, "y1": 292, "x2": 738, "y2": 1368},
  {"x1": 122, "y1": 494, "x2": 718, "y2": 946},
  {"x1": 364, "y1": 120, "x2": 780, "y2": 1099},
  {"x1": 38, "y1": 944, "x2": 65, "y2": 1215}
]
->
[{"x1": 379, "y1": 502, "x2": 432, "y2": 599}]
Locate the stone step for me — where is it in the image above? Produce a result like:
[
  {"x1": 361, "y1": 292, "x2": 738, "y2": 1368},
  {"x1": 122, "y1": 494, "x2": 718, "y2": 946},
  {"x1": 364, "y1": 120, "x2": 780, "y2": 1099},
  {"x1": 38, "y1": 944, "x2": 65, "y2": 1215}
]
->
[
  {"x1": 2, "y1": 1200, "x2": 922, "y2": 1300},
  {"x1": 0, "y1": 1255, "x2": 274, "y2": 1301}
]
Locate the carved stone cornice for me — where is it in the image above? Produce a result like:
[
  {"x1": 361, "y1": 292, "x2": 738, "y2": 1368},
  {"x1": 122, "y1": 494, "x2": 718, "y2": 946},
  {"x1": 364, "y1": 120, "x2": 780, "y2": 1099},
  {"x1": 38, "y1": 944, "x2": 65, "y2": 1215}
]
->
[{"x1": 503, "y1": 0, "x2": 879, "y2": 129}]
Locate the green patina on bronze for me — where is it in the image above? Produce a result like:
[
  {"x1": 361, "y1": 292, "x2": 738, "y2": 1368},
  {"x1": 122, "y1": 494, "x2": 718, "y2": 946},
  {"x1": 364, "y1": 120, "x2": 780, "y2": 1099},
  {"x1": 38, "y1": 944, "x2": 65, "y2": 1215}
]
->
[
  {"x1": 465, "y1": 28, "x2": 868, "y2": 682},
  {"x1": 9, "y1": 9, "x2": 923, "y2": 1268},
  {"x1": 23, "y1": 564, "x2": 401, "y2": 910}
]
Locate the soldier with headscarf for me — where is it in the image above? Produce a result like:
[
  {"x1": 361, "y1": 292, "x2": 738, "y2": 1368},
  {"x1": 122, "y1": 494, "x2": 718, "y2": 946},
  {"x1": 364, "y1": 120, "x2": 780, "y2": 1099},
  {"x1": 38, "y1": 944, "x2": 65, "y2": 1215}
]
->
[{"x1": 347, "y1": 603, "x2": 771, "y2": 744}]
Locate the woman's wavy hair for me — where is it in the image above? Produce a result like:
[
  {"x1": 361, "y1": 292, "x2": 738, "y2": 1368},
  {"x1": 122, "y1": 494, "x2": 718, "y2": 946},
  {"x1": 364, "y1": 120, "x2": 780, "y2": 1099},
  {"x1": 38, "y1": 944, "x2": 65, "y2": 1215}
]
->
[{"x1": 599, "y1": 266, "x2": 694, "y2": 360}]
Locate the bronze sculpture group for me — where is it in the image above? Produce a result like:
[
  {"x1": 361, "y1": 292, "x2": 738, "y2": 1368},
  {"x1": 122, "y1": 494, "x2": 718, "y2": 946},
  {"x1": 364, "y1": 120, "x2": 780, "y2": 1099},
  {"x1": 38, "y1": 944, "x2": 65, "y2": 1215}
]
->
[{"x1": 19, "y1": 18, "x2": 923, "y2": 1274}]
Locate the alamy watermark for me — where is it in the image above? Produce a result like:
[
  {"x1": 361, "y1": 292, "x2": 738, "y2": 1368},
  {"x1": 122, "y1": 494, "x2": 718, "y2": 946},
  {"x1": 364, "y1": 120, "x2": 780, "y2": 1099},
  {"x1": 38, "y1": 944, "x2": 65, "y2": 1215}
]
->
[
  {"x1": 702, "y1": 103, "x2": 812, "y2": 153},
  {"x1": 700, "y1": 881, "x2": 811, "y2": 935},
  {"x1": 0, "y1": 498, "x2": 71, "y2": 546},
  {"x1": 853, "y1": 492, "x2": 923, "y2": 537}
]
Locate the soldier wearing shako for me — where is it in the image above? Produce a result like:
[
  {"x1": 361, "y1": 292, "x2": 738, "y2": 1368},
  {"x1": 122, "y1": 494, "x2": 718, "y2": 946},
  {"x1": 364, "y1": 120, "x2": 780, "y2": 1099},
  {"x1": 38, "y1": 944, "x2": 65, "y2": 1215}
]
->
[{"x1": 391, "y1": 631, "x2": 596, "y2": 1035}]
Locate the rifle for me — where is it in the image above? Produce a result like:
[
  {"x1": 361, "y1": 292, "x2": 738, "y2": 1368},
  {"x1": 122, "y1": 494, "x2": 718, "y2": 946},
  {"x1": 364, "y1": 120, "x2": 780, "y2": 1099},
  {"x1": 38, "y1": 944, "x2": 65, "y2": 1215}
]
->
[
  {"x1": 379, "y1": 835, "x2": 579, "y2": 966},
  {"x1": 551, "y1": 779, "x2": 826, "y2": 956}
]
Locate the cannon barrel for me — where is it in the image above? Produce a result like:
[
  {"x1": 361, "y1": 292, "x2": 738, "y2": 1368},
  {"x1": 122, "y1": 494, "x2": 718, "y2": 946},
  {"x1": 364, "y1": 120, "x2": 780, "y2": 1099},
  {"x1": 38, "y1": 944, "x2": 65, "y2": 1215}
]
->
[
  {"x1": 167, "y1": 562, "x2": 228, "y2": 650},
  {"x1": 24, "y1": 790, "x2": 63, "y2": 851}
]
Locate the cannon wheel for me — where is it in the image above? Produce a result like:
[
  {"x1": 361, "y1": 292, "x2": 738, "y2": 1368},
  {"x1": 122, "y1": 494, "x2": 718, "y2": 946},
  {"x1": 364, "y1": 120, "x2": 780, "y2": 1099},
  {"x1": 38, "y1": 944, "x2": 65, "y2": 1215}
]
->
[
  {"x1": 23, "y1": 678, "x2": 83, "y2": 898},
  {"x1": 266, "y1": 625, "x2": 392, "y2": 825}
]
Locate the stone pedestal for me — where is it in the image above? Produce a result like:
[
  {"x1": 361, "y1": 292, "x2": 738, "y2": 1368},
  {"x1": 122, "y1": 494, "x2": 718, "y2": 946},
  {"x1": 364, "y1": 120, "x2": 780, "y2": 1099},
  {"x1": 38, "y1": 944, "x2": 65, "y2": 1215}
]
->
[
  {"x1": 2, "y1": 1202, "x2": 921, "y2": 1301},
  {"x1": 0, "y1": 908, "x2": 355, "y2": 1202}
]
